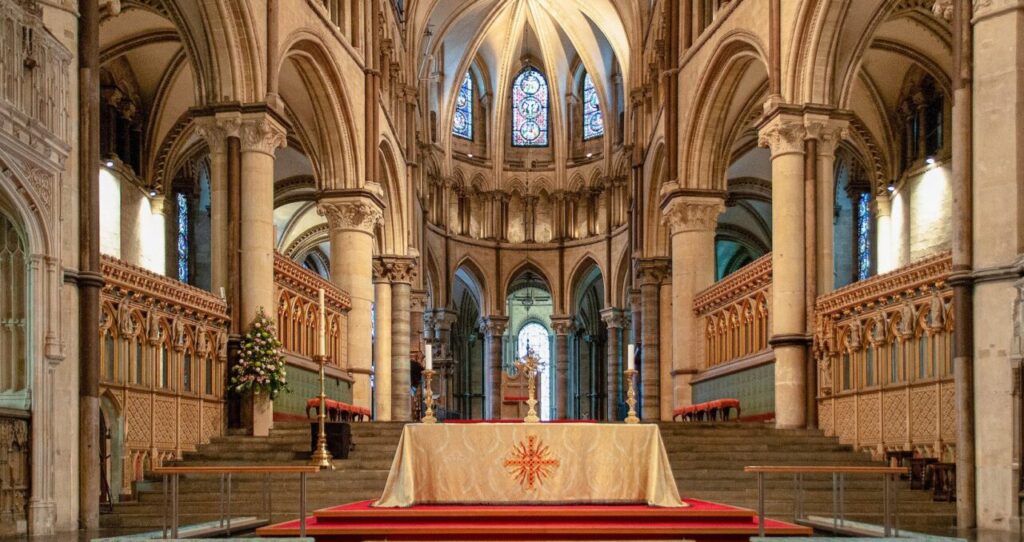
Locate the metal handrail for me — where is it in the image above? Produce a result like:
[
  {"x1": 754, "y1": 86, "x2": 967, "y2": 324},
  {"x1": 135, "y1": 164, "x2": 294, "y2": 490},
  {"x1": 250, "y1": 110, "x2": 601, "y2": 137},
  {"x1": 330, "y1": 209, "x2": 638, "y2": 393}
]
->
[
  {"x1": 744, "y1": 465, "x2": 908, "y2": 537},
  {"x1": 153, "y1": 465, "x2": 320, "y2": 539}
]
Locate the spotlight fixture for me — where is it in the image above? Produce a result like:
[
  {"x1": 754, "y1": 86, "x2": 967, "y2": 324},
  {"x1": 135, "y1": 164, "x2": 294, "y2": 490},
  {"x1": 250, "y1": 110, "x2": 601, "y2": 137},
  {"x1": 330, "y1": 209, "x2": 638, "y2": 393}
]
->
[
  {"x1": 926, "y1": 156, "x2": 936, "y2": 165},
  {"x1": 887, "y1": 183, "x2": 895, "y2": 193},
  {"x1": 467, "y1": 153, "x2": 473, "y2": 158},
  {"x1": 149, "y1": 189, "x2": 157, "y2": 197},
  {"x1": 105, "y1": 160, "x2": 114, "y2": 168},
  {"x1": 586, "y1": 152, "x2": 593, "y2": 158}
]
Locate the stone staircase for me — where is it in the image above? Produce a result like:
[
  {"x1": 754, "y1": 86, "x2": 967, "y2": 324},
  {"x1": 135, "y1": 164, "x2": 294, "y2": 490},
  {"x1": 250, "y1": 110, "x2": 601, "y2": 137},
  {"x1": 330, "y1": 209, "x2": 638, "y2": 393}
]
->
[{"x1": 101, "y1": 421, "x2": 957, "y2": 536}]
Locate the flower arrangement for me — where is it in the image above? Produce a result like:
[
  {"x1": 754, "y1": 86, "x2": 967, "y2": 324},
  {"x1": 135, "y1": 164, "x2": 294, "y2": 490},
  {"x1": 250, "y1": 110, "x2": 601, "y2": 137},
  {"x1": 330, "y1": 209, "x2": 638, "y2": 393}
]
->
[{"x1": 230, "y1": 308, "x2": 289, "y2": 399}]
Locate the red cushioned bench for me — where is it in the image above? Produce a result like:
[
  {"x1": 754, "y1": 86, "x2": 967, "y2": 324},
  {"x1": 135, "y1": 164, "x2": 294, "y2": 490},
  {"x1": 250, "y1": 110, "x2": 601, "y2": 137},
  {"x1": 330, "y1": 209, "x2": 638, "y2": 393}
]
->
[
  {"x1": 672, "y1": 398, "x2": 741, "y2": 421},
  {"x1": 306, "y1": 398, "x2": 370, "y2": 421}
]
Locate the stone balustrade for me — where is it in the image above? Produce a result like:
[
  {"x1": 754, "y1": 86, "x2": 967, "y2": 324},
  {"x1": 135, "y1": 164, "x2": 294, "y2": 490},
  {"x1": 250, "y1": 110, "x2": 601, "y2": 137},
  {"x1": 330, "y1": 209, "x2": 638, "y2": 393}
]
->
[
  {"x1": 98, "y1": 255, "x2": 229, "y2": 499},
  {"x1": 813, "y1": 252, "x2": 954, "y2": 459}
]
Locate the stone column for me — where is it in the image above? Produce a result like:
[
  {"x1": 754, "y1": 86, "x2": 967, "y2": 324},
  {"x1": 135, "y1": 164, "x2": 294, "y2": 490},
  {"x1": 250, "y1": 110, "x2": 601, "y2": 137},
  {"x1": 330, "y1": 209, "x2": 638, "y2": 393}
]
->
[
  {"x1": 600, "y1": 308, "x2": 625, "y2": 421},
  {"x1": 194, "y1": 116, "x2": 235, "y2": 294},
  {"x1": 874, "y1": 193, "x2": 894, "y2": 274},
  {"x1": 969, "y1": 0, "x2": 1022, "y2": 529},
  {"x1": 238, "y1": 113, "x2": 287, "y2": 436},
  {"x1": 636, "y1": 258, "x2": 670, "y2": 420},
  {"x1": 372, "y1": 260, "x2": 392, "y2": 421},
  {"x1": 758, "y1": 108, "x2": 809, "y2": 429},
  {"x1": 662, "y1": 195, "x2": 724, "y2": 410},
  {"x1": 550, "y1": 316, "x2": 574, "y2": 420},
  {"x1": 805, "y1": 116, "x2": 848, "y2": 293},
  {"x1": 480, "y1": 317, "x2": 508, "y2": 419},
  {"x1": 319, "y1": 192, "x2": 384, "y2": 410},
  {"x1": 382, "y1": 256, "x2": 417, "y2": 421}
]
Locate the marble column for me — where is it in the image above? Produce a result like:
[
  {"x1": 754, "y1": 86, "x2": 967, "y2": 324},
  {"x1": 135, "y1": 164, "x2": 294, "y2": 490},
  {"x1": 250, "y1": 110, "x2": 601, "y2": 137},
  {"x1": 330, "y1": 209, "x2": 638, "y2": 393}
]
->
[
  {"x1": 636, "y1": 258, "x2": 670, "y2": 421},
  {"x1": 319, "y1": 192, "x2": 384, "y2": 410},
  {"x1": 758, "y1": 109, "x2": 809, "y2": 429},
  {"x1": 194, "y1": 116, "x2": 235, "y2": 294},
  {"x1": 662, "y1": 195, "x2": 724, "y2": 410},
  {"x1": 550, "y1": 316, "x2": 574, "y2": 420},
  {"x1": 372, "y1": 260, "x2": 392, "y2": 421},
  {"x1": 382, "y1": 255, "x2": 417, "y2": 421},
  {"x1": 600, "y1": 308, "x2": 625, "y2": 421},
  {"x1": 238, "y1": 113, "x2": 287, "y2": 436},
  {"x1": 480, "y1": 316, "x2": 509, "y2": 420}
]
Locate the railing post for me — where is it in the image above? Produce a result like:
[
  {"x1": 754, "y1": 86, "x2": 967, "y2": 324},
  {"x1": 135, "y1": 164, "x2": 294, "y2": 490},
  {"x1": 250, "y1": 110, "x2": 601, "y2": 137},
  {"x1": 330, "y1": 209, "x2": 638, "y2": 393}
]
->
[
  {"x1": 171, "y1": 473, "x2": 179, "y2": 539},
  {"x1": 757, "y1": 472, "x2": 765, "y2": 537},
  {"x1": 226, "y1": 472, "x2": 233, "y2": 535},
  {"x1": 161, "y1": 474, "x2": 167, "y2": 539},
  {"x1": 300, "y1": 471, "x2": 308, "y2": 537},
  {"x1": 883, "y1": 472, "x2": 891, "y2": 537},
  {"x1": 832, "y1": 472, "x2": 838, "y2": 532},
  {"x1": 219, "y1": 473, "x2": 225, "y2": 528}
]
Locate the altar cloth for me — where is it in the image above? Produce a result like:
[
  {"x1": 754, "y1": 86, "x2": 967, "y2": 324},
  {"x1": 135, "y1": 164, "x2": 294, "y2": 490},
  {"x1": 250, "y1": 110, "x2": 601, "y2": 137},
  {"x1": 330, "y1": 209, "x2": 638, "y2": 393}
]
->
[{"x1": 373, "y1": 423, "x2": 685, "y2": 508}]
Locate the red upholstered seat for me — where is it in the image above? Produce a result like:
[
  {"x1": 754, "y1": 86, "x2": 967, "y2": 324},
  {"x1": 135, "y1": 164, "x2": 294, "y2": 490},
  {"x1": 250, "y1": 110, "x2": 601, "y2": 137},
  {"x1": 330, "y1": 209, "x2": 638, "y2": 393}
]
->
[{"x1": 672, "y1": 399, "x2": 741, "y2": 421}]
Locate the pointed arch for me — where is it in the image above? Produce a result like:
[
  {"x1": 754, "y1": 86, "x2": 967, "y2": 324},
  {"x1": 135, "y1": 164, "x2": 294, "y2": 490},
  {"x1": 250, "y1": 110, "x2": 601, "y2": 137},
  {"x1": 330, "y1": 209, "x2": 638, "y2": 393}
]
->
[
  {"x1": 510, "y1": 65, "x2": 550, "y2": 147},
  {"x1": 566, "y1": 255, "x2": 604, "y2": 314},
  {"x1": 377, "y1": 139, "x2": 407, "y2": 254},
  {"x1": 504, "y1": 260, "x2": 554, "y2": 307},
  {"x1": 453, "y1": 256, "x2": 489, "y2": 316}
]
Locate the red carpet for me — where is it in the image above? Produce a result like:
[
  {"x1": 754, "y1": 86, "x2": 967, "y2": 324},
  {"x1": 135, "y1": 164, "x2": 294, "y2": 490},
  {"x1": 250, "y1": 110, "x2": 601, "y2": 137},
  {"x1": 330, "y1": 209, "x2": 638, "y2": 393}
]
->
[{"x1": 257, "y1": 499, "x2": 811, "y2": 541}]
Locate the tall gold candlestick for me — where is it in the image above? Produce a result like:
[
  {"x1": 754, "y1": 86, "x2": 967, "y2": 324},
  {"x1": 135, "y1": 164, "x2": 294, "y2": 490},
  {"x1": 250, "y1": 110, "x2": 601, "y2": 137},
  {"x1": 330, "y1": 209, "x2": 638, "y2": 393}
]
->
[
  {"x1": 624, "y1": 368, "x2": 639, "y2": 424},
  {"x1": 422, "y1": 369, "x2": 437, "y2": 423},
  {"x1": 309, "y1": 354, "x2": 335, "y2": 469}
]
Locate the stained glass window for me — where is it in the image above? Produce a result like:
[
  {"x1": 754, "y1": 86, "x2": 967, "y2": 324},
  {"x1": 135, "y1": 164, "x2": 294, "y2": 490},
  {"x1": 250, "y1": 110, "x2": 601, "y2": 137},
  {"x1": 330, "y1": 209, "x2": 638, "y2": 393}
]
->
[
  {"x1": 856, "y1": 192, "x2": 871, "y2": 281},
  {"x1": 511, "y1": 67, "x2": 549, "y2": 147},
  {"x1": 176, "y1": 192, "x2": 189, "y2": 283},
  {"x1": 517, "y1": 322, "x2": 551, "y2": 421},
  {"x1": 453, "y1": 72, "x2": 473, "y2": 140},
  {"x1": 582, "y1": 73, "x2": 604, "y2": 140}
]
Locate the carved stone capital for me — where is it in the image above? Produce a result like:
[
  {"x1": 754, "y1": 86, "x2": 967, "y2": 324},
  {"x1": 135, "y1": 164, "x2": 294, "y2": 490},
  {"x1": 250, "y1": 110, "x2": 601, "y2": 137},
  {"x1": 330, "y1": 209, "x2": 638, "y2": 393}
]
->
[
  {"x1": 635, "y1": 258, "x2": 671, "y2": 287},
  {"x1": 319, "y1": 197, "x2": 384, "y2": 235},
  {"x1": 550, "y1": 316, "x2": 575, "y2": 336},
  {"x1": 193, "y1": 116, "x2": 239, "y2": 154},
  {"x1": 478, "y1": 316, "x2": 509, "y2": 337},
  {"x1": 804, "y1": 116, "x2": 849, "y2": 158},
  {"x1": 757, "y1": 113, "x2": 807, "y2": 158},
  {"x1": 376, "y1": 255, "x2": 418, "y2": 284},
  {"x1": 239, "y1": 116, "x2": 287, "y2": 156},
  {"x1": 599, "y1": 307, "x2": 626, "y2": 329},
  {"x1": 661, "y1": 195, "x2": 725, "y2": 235}
]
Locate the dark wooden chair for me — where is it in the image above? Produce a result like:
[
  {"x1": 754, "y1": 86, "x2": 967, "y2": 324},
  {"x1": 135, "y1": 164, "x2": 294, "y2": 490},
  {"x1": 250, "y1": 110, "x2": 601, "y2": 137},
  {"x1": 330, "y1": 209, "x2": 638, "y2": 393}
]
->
[
  {"x1": 909, "y1": 457, "x2": 938, "y2": 490},
  {"x1": 931, "y1": 462, "x2": 956, "y2": 502}
]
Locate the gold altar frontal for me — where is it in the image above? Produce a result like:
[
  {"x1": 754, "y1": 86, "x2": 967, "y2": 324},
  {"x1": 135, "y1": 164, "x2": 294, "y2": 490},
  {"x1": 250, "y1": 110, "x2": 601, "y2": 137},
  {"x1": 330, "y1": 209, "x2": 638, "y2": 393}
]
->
[{"x1": 373, "y1": 423, "x2": 685, "y2": 508}]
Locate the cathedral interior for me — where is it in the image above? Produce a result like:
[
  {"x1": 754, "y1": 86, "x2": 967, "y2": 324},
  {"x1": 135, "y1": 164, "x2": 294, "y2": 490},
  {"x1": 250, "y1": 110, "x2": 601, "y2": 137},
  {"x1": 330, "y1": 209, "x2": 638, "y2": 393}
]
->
[{"x1": 0, "y1": 0, "x2": 1022, "y2": 539}]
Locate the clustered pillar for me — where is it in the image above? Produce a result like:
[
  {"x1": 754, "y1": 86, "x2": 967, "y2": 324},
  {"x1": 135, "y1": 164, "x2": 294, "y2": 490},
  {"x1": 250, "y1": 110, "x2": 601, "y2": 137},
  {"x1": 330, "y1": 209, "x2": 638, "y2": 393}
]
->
[
  {"x1": 372, "y1": 262, "x2": 393, "y2": 420},
  {"x1": 599, "y1": 308, "x2": 625, "y2": 420},
  {"x1": 481, "y1": 317, "x2": 508, "y2": 420},
  {"x1": 550, "y1": 316, "x2": 574, "y2": 420},
  {"x1": 635, "y1": 259, "x2": 669, "y2": 421}
]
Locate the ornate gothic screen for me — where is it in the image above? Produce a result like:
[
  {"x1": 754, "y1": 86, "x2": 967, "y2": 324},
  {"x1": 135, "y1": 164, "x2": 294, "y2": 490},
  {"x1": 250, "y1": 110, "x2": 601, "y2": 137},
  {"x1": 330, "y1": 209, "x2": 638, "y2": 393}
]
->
[
  {"x1": 582, "y1": 73, "x2": 604, "y2": 140},
  {"x1": 511, "y1": 67, "x2": 549, "y2": 147},
  {"x1": 517, "y1": 322, "x2": 551, "y2": 420},
  {"x1": 453, "y1": 72, "x2": 473, "y2": 140},
  {"x1": 856, "y1": 192, "x2": 871, "y2": 281},
  {"x1": 0, "y1": 211, "x2": 26, "y2": 402}
]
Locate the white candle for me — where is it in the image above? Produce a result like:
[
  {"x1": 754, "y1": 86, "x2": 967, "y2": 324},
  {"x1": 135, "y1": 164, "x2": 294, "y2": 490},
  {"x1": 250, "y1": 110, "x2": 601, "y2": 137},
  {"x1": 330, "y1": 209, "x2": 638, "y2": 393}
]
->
[
  {"x1": 627, "y1": 344, "x2": 635, "y2": 371},
  {"x1": 318, "y1": 288, "x2": 326, "y2": 356},
  {"x1": 425, "y1": 344, "x2": 433, "y2": 371}
]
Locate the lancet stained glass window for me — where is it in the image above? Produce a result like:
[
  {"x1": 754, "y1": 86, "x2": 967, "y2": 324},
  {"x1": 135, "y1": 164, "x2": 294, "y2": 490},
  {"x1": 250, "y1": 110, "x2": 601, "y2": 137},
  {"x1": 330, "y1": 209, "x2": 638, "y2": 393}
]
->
[
  {"x1": 511, "y1": 67, "x2": 549, "y2": 147},
  {"x1": 176, "y1": 192, "x2": 189, "y2": 283},
  {"x1": 453, "y1": 72, "x2": 473, "y2": 140},
  {"x1": 856, "y1": 192, "x2": 871, "y2": 281},
  {"x1": 582, "y1": 73, "x2": 604, "y2": 140}
]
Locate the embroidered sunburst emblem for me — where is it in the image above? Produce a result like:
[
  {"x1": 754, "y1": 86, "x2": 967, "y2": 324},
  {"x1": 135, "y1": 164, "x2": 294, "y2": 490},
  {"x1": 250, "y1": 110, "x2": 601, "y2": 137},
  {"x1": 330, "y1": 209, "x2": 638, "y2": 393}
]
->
[{"x1": 504, "y1": 435, "x2": 559, "y2": 490}]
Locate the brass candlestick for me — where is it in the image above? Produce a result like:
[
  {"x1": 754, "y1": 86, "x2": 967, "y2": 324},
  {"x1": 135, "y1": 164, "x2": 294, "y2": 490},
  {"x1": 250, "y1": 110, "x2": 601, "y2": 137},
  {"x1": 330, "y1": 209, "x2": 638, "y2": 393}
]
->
[
  {"x1": 624, "y1": 368, "x2": 639, "y2": 424},
  {"x1": 514, "y1": 347, "x2": 543, "y2": 423},
  {"x1": 309, "y1": 354, "x2": 335, "y2": 469},
  {"x1": 422, "y1": 369, "x2": 437, "y2": 423}
]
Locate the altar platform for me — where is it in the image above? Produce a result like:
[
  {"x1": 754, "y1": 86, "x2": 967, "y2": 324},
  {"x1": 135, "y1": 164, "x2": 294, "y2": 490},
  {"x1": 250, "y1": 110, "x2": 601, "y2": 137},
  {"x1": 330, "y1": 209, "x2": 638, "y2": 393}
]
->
[{"x1": 255, "y1": 498, "x2": 812, "y2": 541}]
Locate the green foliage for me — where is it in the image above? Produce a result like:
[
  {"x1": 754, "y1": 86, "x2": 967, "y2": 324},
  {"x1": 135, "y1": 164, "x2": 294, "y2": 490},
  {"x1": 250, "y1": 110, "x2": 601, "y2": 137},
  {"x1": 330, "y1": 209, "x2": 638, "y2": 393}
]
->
[{"x1": 230, "y1": 308, "x2": 289, "y2": 400}]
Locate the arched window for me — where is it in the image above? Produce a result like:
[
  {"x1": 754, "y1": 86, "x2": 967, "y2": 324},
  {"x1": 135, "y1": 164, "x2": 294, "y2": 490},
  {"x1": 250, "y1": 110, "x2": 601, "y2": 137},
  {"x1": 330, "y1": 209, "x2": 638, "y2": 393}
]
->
[
  {"x1": 511, "y1": 67, "x2": 549, "y2": 147},
  {"x1": 176, "y1": 192, "x2": 190, "y2": 283},
  {"x1": 856, "y1": 192, "x2": 871, "y2": 281},
  {"x1": 453, "y1": 72, "x2": 473, "y2": 140},
  {"x1": 582, "y1": 73, "x2": 604, "y2": 140},
  {"x1": 0, "y1": 212, "x2": 28, "y2": 402},
  {"x1": 516, "y1": 322, "x2": 551, "y2": 420}
]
